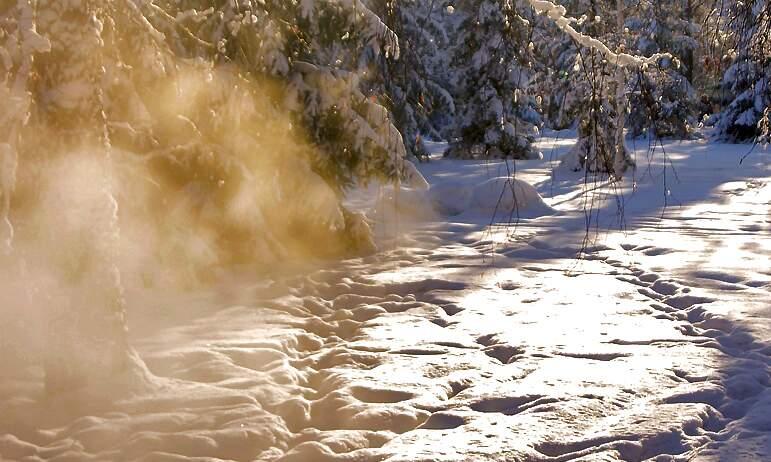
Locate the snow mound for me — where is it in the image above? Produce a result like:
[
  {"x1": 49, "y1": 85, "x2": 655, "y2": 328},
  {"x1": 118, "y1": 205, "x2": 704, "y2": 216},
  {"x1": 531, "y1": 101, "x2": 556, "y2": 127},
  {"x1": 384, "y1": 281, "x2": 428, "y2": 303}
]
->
[
  {"x1": 432, "y1": 177, "x2": 555, "y2": 218},
  {"x1": 428, "y1": 181, "x2": 474, "y2": 216}
]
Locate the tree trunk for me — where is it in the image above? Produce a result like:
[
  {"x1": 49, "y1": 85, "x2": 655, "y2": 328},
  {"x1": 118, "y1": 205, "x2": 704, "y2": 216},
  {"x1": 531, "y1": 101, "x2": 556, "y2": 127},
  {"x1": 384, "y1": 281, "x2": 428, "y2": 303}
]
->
[
  {"x1": 612, "y1": 0, "x2": 632, "y2": 177},
  {"x1": 682, "y1": 0, "x2": 694, "y2": 83},
  {"x1": 35, "y1": 0, "x2": 137, "y2": 395}
]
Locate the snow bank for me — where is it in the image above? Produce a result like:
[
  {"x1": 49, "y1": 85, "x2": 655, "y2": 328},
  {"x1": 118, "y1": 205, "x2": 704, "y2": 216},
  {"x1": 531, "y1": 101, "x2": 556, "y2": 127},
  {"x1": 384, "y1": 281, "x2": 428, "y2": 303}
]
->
[
  {"x1": 466, "y1": 177, "x2": 554, "y2": 217},
  {"x1": 429, "y1": 177, "x2": 554, "y2": 219},
  {"x1": 373, "y1": 176, "x2": 554, "y2": 226}
]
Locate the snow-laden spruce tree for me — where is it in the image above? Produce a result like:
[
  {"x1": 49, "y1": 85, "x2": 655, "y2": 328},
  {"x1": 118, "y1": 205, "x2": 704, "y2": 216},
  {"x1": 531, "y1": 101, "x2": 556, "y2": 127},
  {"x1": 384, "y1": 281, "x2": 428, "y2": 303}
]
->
[
  {"x1": 447, "y1": 0, "x2": 542, "y2": 159},
  {"x1": 1, "y1": 0, "x2": 415, "y2": 395},
  {"x1": 151, "y1": 0, "x2": 410, "y2": 190},
  {"x1": 369, "y1": 0, "x2": 455, "y2": 160},
  {"x1": 712, "y1": 0, "x2": 771, "y2": 142},
  {"x1": 0, "y1": 1, "x2": 49, "y2": 254},
  {"x1": 624, "y1": 0, "x2": 700, "y2": 139}
]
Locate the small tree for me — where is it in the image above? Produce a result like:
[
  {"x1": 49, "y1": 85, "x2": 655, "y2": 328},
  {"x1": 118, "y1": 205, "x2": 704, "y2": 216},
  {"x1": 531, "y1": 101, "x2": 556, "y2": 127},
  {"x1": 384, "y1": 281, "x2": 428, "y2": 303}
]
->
[
  {"x1": 528, "y1": 0, "x2": 677, "y2": 177},
  {"x1": 29, "y1": 0, "x2": 151, "y2": 394}
]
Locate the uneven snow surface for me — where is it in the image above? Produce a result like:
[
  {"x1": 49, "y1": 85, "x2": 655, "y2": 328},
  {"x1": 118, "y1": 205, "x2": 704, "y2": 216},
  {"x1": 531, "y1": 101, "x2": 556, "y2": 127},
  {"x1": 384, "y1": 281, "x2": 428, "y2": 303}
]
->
[{"x1": 1, "y1": 134, "x2": 770, "y2": 461}]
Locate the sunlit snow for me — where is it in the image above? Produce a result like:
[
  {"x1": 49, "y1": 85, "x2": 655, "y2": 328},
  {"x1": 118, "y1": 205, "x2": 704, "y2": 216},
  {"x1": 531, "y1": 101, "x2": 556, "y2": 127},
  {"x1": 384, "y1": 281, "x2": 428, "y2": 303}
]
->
[{"x1": 1, "y1": 133, "x2": 770, "y2": 461}]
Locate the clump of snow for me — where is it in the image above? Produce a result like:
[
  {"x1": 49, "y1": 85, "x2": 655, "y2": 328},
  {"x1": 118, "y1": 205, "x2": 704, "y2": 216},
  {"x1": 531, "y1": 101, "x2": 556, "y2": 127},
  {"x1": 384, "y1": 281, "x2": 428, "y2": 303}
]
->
[
  {"x1": 466, "y1": 177, "x2": 554, "y2": 218},
  {"x1": 428, "y1": 181, "x2": 474, "y2": 216}
]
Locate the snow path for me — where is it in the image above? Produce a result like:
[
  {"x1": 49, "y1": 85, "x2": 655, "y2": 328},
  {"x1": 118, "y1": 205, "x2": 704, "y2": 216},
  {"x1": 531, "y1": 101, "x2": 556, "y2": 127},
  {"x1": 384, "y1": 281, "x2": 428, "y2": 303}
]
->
[{"x1": 1, "y1": 135, "x2": 770, "y2": 461}]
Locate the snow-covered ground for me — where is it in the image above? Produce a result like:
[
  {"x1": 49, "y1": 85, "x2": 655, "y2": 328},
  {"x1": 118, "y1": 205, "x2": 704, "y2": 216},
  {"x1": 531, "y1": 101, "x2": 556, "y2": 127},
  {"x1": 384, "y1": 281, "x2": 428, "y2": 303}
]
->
[{"x1": 1, "y1": 133, "x2": 769, "y2": 461}]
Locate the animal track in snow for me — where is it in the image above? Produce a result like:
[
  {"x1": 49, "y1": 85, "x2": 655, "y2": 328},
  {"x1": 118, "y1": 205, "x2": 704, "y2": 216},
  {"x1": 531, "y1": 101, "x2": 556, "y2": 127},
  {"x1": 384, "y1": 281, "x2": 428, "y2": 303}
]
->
[
  {"x1": 469, "y1": 395, "x2": 558, "y2": 415},
  {"x1": 641, "y1": 246, "x2": 677, "y2": 256},
  {"x1": 350, "y1": 386, "x2": 416, "y2": 404},
  {"x1": 429, "y1": 317, "x2": 455, "y2": 328},
  {"x1": 651, "y1": 279, "x2": 681, "y2": 296},
  {"x1": 476, "y1": 335, "x2": 525, "y2": 364},
  {"x1": 497, "y1": 281, "x2": 521, "y2": 291},
  {"x1": 556, "y1": 351, "x2": 632, "y2": 361},
  {"x1": 664, "y1": 294, "x2": 716, "y2": 310},
  {"x1": 482, "y1": 344, "x2": 525, "y2": 364},
  {"x1": 618, "y1": 244, "x2": 676, "y2": 256},
  {"x1": 692, "y1": 270, "x2": 745, "y2": 285},
  {"x1": 440, "y1": 304, "x2": 465, "y2": 316},
  {"x1": 419, "y1": 412, "x2": 469, "y2": 430},
  {"x1": 432, "y1": 341, "x2": 478, "y2": 350},
  {"x1": 389, "y1": 347, "x2": 448, "y2": 356},
  {"x1": 445, "y1": 379, "x2": 473, "y2": 400},
  {"x1": 476, "y1": 334, "x2": 501, "y2": 347}
]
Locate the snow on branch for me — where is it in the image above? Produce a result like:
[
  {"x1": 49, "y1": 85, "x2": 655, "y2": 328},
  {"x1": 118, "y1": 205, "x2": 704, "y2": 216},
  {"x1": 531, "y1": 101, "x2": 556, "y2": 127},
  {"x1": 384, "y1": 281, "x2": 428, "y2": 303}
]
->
[
  {"x1": 342, "y1": 0, "x2": 401, "y2": 60},
  {"x1": 527, "y1": 0, "x2": 669, "y2": 68},
  {"x1": 300, "y1": 0, "x2": 400, "y2": 60}
]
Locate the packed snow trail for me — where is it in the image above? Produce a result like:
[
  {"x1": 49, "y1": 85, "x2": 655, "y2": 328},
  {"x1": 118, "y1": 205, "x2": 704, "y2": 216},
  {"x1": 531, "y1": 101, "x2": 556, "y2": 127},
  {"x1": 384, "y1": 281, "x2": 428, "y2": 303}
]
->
[{"x1": 0, "y1": 134, "x2": 769, "y2": 461}]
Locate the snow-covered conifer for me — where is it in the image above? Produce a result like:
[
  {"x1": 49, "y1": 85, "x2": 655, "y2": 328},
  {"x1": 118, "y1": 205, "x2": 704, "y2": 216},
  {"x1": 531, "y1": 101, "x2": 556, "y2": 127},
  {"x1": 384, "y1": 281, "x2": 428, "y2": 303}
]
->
[
  {"x1": 624, "y1": 1, "x2": 699, "y2": 138},
  {"x1": 712, "y1": 0, "x2": 770, "y2": 142},
  {"x1": 370, "y1": 0, "x2": 455, "y2": 159},
  {"x1": 152, "y1": 0, "x2": 410, "y2": 190},
  {"x1": 447, "y1": 0, "x2": 542, "y2": 159},
  {"x1": 30, "y1": 0, "x2": 146, "y2": 394}
]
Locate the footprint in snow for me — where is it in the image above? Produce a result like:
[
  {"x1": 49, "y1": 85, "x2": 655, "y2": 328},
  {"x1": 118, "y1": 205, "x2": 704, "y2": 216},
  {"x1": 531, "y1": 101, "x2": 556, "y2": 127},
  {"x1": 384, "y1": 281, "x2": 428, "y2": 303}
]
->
[
  {"x1": 441, "y1": 304, "x2": 465, "y2": 316},
  {"x1": 482, "y1": 344, "x2": 525, "y2": 364},
  {"x1": 476, "y1": 334, "x2": 525, "y2": 364},
  {"x1": 419, "y1": 412, "x2": 469, "y2": 430},
  {"x1": 350, "y1": 386, "x2": 416, "y2": 404},
  {"x1": 470, "y1": 395, "x2": 557, "y2": 415},
  {"x1": 497, "y1": 281, "x2": 521, "y2": 291}
]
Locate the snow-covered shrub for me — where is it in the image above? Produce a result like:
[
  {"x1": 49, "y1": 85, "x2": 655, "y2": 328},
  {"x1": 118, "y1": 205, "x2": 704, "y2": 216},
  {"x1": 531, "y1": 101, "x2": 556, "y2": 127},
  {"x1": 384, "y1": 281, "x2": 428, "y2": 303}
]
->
[
  {"x1": 561, "y1": 98, "x2": 629, "y2": 176},
  {"x1": 469, "y1": 176, "x2": 554, "y2": 218}
]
